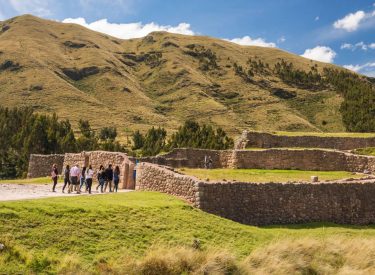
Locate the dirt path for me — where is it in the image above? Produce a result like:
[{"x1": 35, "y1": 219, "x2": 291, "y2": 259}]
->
[{"x1": 0, "y1": 183, "x2": 133, "y2": 201}]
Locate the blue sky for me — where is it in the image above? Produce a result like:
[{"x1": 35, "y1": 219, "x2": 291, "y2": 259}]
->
[{"x1": 0, "y1": 0, "x2": 374, "y2": 76}]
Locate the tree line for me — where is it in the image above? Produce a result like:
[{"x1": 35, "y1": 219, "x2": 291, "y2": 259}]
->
[
  {"x1": 0, "y1": 107, "x2": 233, "y2": 179},
  {"x1": 132, "y1": 120, "x2": 234, "y2": 156},
  {"x1": 0, "y1": 107, "x2": 125, "y2": 179}
]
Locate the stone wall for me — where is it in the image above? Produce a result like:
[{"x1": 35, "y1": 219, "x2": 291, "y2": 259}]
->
[
  {"x1": 62, "y1": 151, "x2": 134, "y2": 188},
  {"x1": 136, "y1": 162, "x2": 199, "y2": 204},
  {"x1": 28, "y1": 151, "x2": 135, "y2": 189},
  {"x1": 139, "y1": 148, "x2": 375, "y2": 173},
  {"x1": 235, "y1": 131, "x2": 375, "y2": 150},
  {"x1": 27, "y1": 154, "x2": 65, "y2": 178},
  {"x1": 136, "y1": 163, "x2": 375, "y2": 225}
]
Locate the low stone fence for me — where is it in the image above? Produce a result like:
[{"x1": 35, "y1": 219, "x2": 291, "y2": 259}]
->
[
  {"x1": 136, "y1": 162, "x2": 199, "y2": 204},
  {"x1": 136, "y1": 163, "x2": 375, "y2": 226},
  {"x1": 235, "y1": 131, "x2": 375, "y2": 150},
  {"x1": 139, "y1": 148, "x2": 375, "y2": 173},
  {"x1": 27, "y1": 154, "x2": 65, "y2": 178}
]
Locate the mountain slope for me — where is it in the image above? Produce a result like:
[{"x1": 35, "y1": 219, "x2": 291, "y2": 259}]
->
[{"x1": 0, "y1": 15, "x2": 359, "y2": 137}]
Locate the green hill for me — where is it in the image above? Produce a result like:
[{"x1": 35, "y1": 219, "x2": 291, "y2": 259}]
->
[
  {"x1": 1, "y1": 192, "x2": 375, "y2": 274},
  {"x1": 0, "y1": 15, "x2": 373, "y2": 138}
]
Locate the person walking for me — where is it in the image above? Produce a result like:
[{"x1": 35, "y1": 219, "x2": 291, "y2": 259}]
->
[
  {"x1": 104, "y1": 164, "x2": 113, "y2": 192},
  {"x1": 85, "y1": 165, "x2": 94, "y2": 194},
  {"x1": 97, "y1": 165, "x2": 106, "y2": 193},
  {"x1": 62, "y1": 165, "x2": 71, "y2": 193},
  {"x1": 113, "y1": 166, "x2": 120, "y2": 192},
  {"x1": 51, "y1": 164, "x2": 59, "y2": 192},
  {"x1": 69, "y1": 164, "x2": 81, "y2": 194},
  {"x1": 79, "y1": 166, "x2": 87, "y2": 192}
]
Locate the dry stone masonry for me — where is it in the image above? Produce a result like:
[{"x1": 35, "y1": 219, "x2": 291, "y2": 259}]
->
[
  {"x1": 136, "y1": 162, "x2": 375, "y2": 226},
  {"x1": 28, "y1": 151, "x2": 135, "y2": 189},
  {"x1": 27, "y1": 154, "x2": 65, "y2": 178},
  {"x1": 235, "y1": 131, "x2": 375, "y2": 150},
  {"x1": 140, "y1": 148, "x2": 375, "y2": 173}
]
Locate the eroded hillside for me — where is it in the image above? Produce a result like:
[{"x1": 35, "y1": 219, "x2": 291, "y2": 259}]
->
[{"x1": 1, "y1": 15, "x2": 371, "y2": 137}]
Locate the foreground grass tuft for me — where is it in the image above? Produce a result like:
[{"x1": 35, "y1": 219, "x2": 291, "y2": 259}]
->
[{"x1": 1, "y1": 192, "x2": 375, "y2": 274}]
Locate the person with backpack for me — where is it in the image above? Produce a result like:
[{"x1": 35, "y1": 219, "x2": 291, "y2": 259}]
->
[
  {"x1": 113, "y1": 166, "x2": 120, "y2": 192},
  {"x1": 85, "y1": 165, "x2": 94, "y2": 194},
  {"x1": 104, "y1": 164, "x2": 113, "y2": 192},
  {"x1": 51, "y1": 164, "x2": 59, "y2": 192},
  {"x1": 62, "y1": 164, "x2": 71, "y2": 193},
  {"x1": 79, "y1": 166, "x2": 87, "y2": 192}
]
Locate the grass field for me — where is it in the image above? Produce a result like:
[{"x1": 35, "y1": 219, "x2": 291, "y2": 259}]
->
[
  {"x1": 178, "y1": 168, "x2": 362, "y2": 183},
  {"x1": 274, "y1": 131, "x2": 375, "y2": 138},
  {"x1": 1, "y1": 191, "x2": 375, "y2": 274},
  {"x1": 353, "y1": 147, "x2": 375, "y2": 156},
  {"x1": 0, "y1": 177, "x2": 51, "y2": 184}
]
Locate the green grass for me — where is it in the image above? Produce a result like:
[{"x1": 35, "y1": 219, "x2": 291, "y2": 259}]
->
[
  {"x1": 353, "y1": 147, "x2": 375, "y2": 156},
  {"x1": 274, "y1": 131, "x2": 375, "y2": 138},
  {"x1": 1, "y1": 191, "x2": 375, "y2": 273},
  {"x1": 0, "y1": 177, "x2": 51, "y2": 184},
  {"x1": 177, "y1": 168, "x2": 363, "y2": 182}
]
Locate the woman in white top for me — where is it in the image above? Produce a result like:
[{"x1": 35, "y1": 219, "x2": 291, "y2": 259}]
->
[{"x1": 85, "y1": 165, "x2": 94, "y2": 194}]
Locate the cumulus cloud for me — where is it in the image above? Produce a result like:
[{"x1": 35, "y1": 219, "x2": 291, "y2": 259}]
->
[
  {"x1": 333, "y1": 8, "x2": 375, "y2": 32},
  {"x1": 62, "y1": 17, "x2": 194, "y2": 39},
  {"x1": 226, "y1": 36, "x2": 276, "y2": 47},
  {"x1": 333, "y1": 11, "x2": 366, "y2": 31},
  {"x1": 8, "y1": 0, "x2": 53, "y2": 17},
  {"x1": 301, "y1": 46, "x2": 336, "y2": 63},
  {"x1": 344, "y1": 62, "x2": 375, "y2": 77},
  {"x1": 340, "y1": 41, "x2": 375, "y2": 51}
]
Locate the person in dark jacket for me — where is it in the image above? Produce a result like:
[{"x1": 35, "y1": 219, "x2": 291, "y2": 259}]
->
[
  {"x1": 62, "y1": 165, "x2": 71, "y2": 193},
  {"x1": 51, "y1": 164, "x2": 59, "y2": 192},
  {"x1": 113, "y1": 166, "x2": 120, "y2": 192},
  {"x1": 96, "y1": 165, "x2": 106, "y2": 193},
  {"x1": 104, "y1": 164, "x2": 113, "y2": 192}
]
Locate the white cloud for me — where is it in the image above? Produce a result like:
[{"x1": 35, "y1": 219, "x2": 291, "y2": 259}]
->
[
  {"x1": 340, "y1": 41, "x2": 375, "y2": 51},
  {"x1": 340, "y1": 43, "x2": 353, "y2": 50},
  {"x1": 9, "y1": 0, "x2": 52, "y2": 17},
  {"x1": 226, "y1": 36, "x2": 276, "y2": 47},
  {"x1": 333, "y1": 10, "x2": 366, "y2": 32},
  {"x1": 62, "y1": 17, "x2": 194, "y2": 39},
  {"x1": 277, "y1": 36, "x2": 286, "y2": 43},
  {"x1": 344, "y1": 62, "x2": 375, "y2": 77},
  {"x1": 301, "y1": 46, "x2": 336, "y2": 63}
]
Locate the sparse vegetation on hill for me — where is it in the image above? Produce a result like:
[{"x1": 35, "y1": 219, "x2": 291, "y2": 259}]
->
[
  {"x1": 1, "y1": 15, "x2": 374, "y2": 135},
  {"x1": 1, "y1": 192, "x2": 375, "y2": 274}
]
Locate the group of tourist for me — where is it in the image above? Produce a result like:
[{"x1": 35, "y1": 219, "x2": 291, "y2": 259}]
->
[{"x1": 51, "y1": 163, "x2": 121, "y2": 194}]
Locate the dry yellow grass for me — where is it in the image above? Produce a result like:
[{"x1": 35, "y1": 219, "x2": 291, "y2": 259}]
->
[
  {"x1": 0, "y1": 15, "x2": 353, "y2": 139},
  {"x1": 69, "y1": 238, "x2": 375, "y2": 274}
]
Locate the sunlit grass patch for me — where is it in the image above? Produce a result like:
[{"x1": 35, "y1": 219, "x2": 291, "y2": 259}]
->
[{"x1": 178, "y1": 168, "x2": 363, "y2": 183}]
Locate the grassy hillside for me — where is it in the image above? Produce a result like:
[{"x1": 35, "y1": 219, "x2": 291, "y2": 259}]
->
[
  {"x1": 1, "y1": 192, "x2": 375, "y2": 274},
  {"x1": 1, "y1": 14, "x2": 365, "y2": 138}
]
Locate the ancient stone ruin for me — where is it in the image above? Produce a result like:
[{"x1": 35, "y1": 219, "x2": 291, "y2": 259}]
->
[
  {"x1": 27, "y1": 131, "x2": 375, "y2": 226},
  {"x1": 28, "y1": 151, "x2": 136, "y2": 189}
]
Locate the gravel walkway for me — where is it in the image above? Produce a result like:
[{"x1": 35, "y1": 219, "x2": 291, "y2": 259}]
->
[{"x1": 0, "y1": 183, "x2": 132, "y2": 201}]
